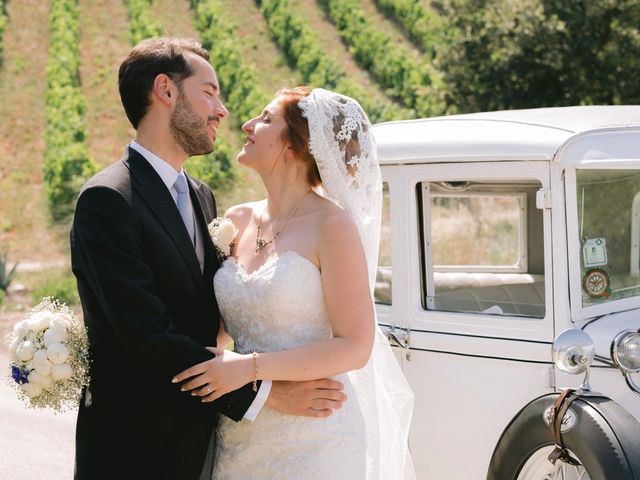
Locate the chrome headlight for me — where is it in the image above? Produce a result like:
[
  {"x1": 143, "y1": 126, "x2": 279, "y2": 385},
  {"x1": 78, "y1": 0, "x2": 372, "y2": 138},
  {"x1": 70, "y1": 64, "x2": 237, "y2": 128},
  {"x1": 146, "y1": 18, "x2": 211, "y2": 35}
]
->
[{"x1": 611, "y1": 329, "x2": 640, "y2": 373}]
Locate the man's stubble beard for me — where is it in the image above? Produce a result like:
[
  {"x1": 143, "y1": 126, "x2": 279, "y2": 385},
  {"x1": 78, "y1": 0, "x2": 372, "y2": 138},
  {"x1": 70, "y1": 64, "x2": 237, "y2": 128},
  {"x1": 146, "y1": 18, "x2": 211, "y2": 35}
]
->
[{"x1": 169, "y1": 91, "x2": 215, "y2": 157}]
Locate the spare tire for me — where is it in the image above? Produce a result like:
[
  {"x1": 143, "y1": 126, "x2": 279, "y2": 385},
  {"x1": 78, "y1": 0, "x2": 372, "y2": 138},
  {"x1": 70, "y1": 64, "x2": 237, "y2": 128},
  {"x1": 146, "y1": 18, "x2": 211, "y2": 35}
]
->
[{"x1": 487, "y1": 392, "x2": 640, "y2": 479}]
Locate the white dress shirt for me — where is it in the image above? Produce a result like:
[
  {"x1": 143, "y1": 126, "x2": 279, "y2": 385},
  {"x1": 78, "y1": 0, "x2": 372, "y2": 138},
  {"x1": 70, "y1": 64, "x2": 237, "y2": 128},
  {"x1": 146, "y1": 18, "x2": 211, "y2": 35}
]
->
[{"x1": 129, "y1": 140, "x2": 271, "y2": 421}]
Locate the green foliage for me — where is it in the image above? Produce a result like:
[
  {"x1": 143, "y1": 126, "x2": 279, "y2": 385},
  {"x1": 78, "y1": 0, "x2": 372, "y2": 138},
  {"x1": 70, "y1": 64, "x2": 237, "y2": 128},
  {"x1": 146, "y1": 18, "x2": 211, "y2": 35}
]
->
[
  {"x1": 259, "y1": 0, "x2": 413, "y2": 123},
  {"x1": 437, "y1": 0, "x2": 640, "y2": 113},
  {"x1": 121, "y1": 0, "x2": 235, "y2": 190},
  {"x1": 318, "y1": 0, "x2": 444, "y2": 117},
  {"x1": 0, "y1": 288, "x2": 5, "y2": 306},
  {"x1": 123, "y1": 0, "x2": 162, "y2": 44},
  {"x1": 191, "y1": 0, "x2": 271, "y2": 126},
  {"x1": 44, "y1": 0, "x2": 97, "y2": 221},
  {"x1": 31, "y1": 269, "x2": 80, "y2": 306},
  {"x1": 0, "y1": 251, "x2": 18, "y2": 291},
  {"x1": 0, "y1": 0, "x2": 7, "y2": 67},
  {"x1": 187, "y1": 140, "x2": 236, "y2": 191},
  {"x1": 189, "y1": 0, "x2": 278, "y2": 189},
  {"x1": 373, "y1": 0, "x2": 445, "y2": 57}
]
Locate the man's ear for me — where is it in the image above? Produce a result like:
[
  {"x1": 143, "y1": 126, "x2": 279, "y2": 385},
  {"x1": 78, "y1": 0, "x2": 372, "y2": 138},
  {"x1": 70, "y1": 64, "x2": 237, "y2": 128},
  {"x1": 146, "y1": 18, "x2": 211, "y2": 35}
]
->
[{"x1": 152, "y1": 74, "x2": 175, "y2": 106}]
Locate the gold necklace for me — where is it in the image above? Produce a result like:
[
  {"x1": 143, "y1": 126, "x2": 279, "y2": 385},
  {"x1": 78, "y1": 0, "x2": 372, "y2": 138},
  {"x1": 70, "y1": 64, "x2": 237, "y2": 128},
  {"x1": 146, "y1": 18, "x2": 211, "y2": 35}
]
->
[{"x1": 255, "y1": 190, "x2": 311, "y2": 254}]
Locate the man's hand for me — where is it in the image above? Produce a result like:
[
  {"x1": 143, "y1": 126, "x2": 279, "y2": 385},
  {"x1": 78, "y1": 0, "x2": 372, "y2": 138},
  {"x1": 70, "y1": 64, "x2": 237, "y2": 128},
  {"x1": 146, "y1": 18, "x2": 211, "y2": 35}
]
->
[{"x1": 266, "y1": 379, "x2": 346, "y2": 418}]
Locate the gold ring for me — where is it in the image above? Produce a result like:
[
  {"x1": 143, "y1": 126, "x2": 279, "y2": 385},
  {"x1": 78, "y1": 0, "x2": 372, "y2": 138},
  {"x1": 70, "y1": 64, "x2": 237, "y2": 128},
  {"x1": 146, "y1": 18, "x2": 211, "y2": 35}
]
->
[{"x1": 205, "y1": 385, "x2": 212, "y2": 394}]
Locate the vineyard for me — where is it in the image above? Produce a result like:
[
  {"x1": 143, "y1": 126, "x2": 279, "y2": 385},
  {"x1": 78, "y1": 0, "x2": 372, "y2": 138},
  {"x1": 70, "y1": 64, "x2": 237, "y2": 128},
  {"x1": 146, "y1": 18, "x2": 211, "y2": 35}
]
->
[{"x1": 0, "y1": 0, "x2": 639, "y2": 268}]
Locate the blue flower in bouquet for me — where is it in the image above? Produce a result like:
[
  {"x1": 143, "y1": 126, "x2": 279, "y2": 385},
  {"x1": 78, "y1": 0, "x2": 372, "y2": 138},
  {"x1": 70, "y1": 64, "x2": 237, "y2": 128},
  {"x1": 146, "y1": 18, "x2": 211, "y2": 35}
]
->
[{"x1": 11, "y1": 365, "x2": 30, "y2": 385}]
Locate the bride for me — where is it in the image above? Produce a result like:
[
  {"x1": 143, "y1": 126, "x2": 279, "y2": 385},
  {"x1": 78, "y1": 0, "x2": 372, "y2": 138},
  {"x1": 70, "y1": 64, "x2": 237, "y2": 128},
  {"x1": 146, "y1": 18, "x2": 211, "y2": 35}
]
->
[{"x1": 173, "y1": 87, "x2": 415, "y2": 479}]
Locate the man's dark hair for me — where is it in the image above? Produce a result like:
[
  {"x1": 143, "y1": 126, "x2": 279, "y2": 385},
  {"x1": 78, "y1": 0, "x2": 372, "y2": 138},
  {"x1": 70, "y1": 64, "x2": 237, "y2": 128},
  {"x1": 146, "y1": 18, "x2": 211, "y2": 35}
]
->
[{"x1": 118, "y1": 37, "x2": 210, "y2": 129}]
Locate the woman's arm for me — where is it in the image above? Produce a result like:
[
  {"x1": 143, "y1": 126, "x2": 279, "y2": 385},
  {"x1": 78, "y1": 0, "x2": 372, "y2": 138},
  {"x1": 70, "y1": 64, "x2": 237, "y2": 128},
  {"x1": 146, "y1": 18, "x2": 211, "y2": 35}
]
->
[
  {"x1": 217, "y1": 320, "x2": 233, "y2": 349},
  {"x1": 173, "y1": 210, "x2": 375, "y2": 400}
]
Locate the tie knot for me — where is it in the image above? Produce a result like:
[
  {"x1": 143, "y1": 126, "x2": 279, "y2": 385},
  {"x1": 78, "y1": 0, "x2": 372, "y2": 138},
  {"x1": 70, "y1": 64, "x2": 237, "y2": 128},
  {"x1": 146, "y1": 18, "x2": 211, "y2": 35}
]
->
[{"x1": 174, "y1": 174, "x2": 188, "y2": 194}]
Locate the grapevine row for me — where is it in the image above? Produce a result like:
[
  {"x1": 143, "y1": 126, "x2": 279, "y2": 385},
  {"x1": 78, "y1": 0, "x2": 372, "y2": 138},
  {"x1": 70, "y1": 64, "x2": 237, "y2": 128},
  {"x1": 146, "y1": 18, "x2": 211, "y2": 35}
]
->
[
  {"x1": 123, "y1": 0, "x2": 162, "y2": 44},
  {"x1": 0, "y1": 1, "x2": 6, "y2": 67},
  {"x1": 259, "y1": 0, "x2": 411, "y2": 123},
  {"x1": 189, "y1": 0, "x2": 272, "y2": 188},
  {"x1": 372, "y1": 0, "x2": 444, "y2": 57},
  {"x1": 44, "y1": 0, "x2": 96, "y2": 220},
  {"x1": 190, "y1": 0, "x2": 270, "y2": 126},
  {"x1": 318, "y1": 0, "x2": 443, "y2": 117}
]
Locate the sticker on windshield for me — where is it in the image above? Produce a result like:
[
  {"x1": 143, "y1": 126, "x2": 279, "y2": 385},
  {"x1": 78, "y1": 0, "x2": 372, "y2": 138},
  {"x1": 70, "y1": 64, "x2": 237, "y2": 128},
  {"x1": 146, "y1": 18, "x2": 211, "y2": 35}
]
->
[
  {"x1": 583, "y1": 238, "x2": 608, "y2": 267},
  {"x1": 583, "y1": 268, "x2": 611, "y2": 298}
]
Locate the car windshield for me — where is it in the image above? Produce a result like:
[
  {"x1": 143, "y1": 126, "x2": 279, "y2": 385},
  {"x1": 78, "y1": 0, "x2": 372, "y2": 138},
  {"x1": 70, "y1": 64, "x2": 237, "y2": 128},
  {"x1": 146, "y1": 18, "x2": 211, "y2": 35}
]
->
[{"x1": 577, "y1": 169, "x2": 640, "y2": 307}]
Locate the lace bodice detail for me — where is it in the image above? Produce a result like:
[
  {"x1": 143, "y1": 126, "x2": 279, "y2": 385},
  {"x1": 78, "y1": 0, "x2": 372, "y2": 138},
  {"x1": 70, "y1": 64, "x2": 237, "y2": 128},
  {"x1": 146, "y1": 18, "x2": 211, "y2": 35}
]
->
[
  {"x1": 211, "y1": 252, "x2": 366, "y2": 480},
  {"x1": 214, "y1": 252, "x2": 332, "y2": 353}
]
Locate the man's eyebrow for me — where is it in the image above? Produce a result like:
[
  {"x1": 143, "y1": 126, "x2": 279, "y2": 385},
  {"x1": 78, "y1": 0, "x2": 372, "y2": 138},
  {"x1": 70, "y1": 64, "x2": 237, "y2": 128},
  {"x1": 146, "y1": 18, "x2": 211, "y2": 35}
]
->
[{"x1": 204, "y1": 81, "x2": 219, "y2": 92}]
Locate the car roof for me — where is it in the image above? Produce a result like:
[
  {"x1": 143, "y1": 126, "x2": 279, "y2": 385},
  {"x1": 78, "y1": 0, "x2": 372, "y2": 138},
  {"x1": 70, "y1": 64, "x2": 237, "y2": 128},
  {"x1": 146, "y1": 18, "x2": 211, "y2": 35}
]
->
[{"x1": 373, "y1": 105, "x2": 640, "y2": 164}]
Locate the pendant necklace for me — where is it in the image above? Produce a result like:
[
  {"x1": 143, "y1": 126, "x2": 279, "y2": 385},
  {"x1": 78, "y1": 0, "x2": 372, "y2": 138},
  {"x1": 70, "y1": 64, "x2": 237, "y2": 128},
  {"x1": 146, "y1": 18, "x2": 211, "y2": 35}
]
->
[{"x1": 255, "y1": 190, "x2": 312, "y2": 254}]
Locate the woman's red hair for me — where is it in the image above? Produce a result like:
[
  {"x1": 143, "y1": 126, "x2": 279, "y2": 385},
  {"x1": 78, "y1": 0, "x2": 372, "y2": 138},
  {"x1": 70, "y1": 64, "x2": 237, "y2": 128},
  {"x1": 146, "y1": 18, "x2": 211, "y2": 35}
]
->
[{"x1": 278, "y1": 87, "x2": 322, "y2": 187}]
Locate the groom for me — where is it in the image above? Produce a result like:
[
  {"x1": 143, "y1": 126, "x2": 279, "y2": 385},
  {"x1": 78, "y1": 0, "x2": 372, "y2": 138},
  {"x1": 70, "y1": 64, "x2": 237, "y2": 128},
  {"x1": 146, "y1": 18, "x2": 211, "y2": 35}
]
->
[{"x1": 71, "y1": 37, "x2": 345, "y2": 480}]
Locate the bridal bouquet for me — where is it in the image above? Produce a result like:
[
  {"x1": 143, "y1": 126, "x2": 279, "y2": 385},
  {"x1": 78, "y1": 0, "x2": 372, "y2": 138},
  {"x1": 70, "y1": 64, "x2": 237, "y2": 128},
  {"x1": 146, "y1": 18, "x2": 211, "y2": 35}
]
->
[
  {"x1": 208, "y1": 217, "x2": 238, "y2": 258},
  {"x1": 6, "y1": 297, "x2": 90, "y2": 412}
]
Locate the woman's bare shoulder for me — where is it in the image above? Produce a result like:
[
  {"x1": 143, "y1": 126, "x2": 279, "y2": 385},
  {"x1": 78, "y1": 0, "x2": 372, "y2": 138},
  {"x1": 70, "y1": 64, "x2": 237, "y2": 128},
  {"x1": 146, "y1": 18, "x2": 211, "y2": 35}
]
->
[
  {"x1": 224, "y1": 200, "x2": 265, "y2": 227},
  {"x1": 314, "y1": 197, "x2": 359, "y2": 243}
]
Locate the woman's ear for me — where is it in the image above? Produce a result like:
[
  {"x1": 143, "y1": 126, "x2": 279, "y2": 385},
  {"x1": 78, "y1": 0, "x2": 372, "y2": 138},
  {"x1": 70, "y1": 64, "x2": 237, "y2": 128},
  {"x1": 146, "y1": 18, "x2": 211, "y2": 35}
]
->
[{"x1": 285, "y1": 146, "x2": 297, "y2": 164}]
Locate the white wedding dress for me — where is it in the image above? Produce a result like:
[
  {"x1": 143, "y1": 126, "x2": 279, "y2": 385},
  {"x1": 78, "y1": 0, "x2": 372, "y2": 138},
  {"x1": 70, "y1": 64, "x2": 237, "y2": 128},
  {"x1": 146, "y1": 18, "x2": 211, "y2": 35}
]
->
[{"x1": 211, "y1": 252, "x2": 367, "y2": 479}]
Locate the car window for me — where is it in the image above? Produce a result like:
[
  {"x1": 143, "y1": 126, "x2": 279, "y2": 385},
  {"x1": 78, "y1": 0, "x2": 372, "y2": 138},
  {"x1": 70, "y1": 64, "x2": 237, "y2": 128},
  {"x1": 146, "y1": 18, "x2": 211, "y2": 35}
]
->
[
  {"x1": 422, "y1": 181, "x2": 545, "y2": 318},
  {"x1": 578, "y1": 169, "x2": 640, "y2": 307},
  {"x1": 374, "y1": 183, "x2": 392, "y2": 305}
]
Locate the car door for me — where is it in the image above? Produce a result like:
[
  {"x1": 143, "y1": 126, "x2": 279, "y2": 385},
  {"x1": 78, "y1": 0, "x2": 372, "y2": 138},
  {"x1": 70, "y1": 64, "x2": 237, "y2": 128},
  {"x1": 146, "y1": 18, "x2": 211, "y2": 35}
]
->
[{"x1": 376, "y1": 161, "x2": 555, "y2": 479}]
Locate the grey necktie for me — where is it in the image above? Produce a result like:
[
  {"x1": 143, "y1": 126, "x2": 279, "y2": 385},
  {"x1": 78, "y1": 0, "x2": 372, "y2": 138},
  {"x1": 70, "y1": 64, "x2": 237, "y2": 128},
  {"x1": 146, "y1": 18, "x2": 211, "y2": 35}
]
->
[{"x1": 173, "y1": 174, "x2": 195, "y2": 245}]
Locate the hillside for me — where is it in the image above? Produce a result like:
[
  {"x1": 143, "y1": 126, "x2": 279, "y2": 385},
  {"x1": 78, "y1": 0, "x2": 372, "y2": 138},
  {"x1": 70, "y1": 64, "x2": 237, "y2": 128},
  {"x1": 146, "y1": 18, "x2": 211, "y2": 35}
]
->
[
  {"x1": 0, "y1": 0, "x2": 430, "y2": 264},
  {"x1": 1, "y1": 0, "x2": 637, "y2": 318},
  {"x1": 0, "y1": 0, "x2": 436, "y2": 324}
]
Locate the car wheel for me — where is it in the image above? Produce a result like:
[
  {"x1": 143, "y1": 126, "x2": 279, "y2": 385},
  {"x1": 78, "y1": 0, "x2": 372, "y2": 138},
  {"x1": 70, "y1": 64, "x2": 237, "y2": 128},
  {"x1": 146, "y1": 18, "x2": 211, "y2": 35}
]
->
[{"x1": 487, "y1": 393, "x2": 640, "y2": 480}]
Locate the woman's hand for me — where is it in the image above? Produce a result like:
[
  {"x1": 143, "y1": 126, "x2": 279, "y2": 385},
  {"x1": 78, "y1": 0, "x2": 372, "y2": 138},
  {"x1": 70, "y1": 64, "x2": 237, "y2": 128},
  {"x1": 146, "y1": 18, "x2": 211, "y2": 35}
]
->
[{"x1": 172, "y1": 347, "x2": 254, "y2": 402}]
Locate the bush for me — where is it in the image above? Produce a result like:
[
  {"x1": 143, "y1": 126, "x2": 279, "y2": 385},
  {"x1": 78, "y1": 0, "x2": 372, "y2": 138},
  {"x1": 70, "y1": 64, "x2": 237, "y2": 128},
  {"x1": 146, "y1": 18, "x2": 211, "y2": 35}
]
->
[
  {"x1": 31, "y1": 270, "x2": 79, "y2": 307},
  {"x1": 0, "y1": 0, "x2": 7, "y2": 67},
  {"x1": 437, "y1": 0, "x2": 640, "y2": 112},
  {"x1": 0, "y1": 251, "x2": 18, "y2": 292}
]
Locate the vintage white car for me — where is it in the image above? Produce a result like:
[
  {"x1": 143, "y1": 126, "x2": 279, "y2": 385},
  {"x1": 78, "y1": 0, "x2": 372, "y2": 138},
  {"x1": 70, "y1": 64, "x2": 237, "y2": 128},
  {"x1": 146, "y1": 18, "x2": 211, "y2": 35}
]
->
[{"x1": 372, "y1": 106, "x2": 640, "y2": 480}]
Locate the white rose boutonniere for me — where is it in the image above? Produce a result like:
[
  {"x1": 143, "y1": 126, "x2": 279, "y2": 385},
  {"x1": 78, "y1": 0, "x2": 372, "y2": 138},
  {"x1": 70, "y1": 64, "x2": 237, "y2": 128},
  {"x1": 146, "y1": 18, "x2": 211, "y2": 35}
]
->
[{"x1": 208, "y1": 217, "x2": 238, "y2": 258}]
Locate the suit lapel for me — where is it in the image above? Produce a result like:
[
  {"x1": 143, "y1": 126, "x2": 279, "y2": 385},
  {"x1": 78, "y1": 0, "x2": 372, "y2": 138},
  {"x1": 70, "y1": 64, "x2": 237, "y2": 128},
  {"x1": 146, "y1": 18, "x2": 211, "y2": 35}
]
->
[
  {"x1": 124, "y1": 148, "x2": 203, "y2": 288},
  {"x1": 187, "y1": 175, "x2": 221, "y2": 279}
]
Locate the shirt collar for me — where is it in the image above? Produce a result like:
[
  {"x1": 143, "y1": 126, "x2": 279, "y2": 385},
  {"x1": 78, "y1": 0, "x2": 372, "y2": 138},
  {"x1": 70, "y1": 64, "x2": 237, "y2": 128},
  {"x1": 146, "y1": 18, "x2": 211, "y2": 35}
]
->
[{"x1": 130, "y1": 140, "x2": 185, "y2": 191}]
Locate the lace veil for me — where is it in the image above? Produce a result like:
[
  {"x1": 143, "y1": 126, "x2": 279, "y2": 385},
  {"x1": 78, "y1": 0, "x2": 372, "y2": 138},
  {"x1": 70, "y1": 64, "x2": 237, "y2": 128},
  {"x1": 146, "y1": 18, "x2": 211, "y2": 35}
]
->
[{"x1": 299, "y1": 89, "x2": 416, "y2": 480}]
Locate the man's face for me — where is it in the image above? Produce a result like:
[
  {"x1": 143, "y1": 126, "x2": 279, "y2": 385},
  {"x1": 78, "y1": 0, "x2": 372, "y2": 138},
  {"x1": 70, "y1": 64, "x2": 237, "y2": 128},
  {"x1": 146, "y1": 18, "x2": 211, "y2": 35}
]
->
[{"x1": 169, "y1": 54, "x2": 227, "y2": 156}]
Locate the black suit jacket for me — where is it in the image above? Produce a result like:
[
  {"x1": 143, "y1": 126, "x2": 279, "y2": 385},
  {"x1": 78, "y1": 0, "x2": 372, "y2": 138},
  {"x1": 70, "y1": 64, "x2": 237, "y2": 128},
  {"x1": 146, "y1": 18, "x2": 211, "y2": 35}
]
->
[{"x1": 71, "y1": 147, "x2": 258, "y2": 479}]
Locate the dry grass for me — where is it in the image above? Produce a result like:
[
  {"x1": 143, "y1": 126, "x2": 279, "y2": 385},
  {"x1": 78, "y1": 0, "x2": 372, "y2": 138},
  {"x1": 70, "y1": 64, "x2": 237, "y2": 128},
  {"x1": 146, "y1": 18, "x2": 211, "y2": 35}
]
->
[
  {"x1": 431, "y1": 197, "x2": 521, "y2": 266},
  {"x1": 0, "y1": 0, "x2": 70, "y2": 265}
]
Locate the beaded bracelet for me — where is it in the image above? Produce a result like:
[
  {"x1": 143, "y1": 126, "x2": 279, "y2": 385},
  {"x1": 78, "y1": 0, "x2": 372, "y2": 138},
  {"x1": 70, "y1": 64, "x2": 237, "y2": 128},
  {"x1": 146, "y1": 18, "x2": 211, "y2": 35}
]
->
[{"x1": 252, "y1": 351, "x2": 258, "y2": 392}]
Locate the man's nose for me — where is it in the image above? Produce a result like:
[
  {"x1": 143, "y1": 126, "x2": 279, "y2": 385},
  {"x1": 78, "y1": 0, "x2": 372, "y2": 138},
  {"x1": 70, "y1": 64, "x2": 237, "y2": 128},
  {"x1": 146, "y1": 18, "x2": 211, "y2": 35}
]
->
[{"x1": 216, "y1": 100, "x2": 228, "y2": 119}]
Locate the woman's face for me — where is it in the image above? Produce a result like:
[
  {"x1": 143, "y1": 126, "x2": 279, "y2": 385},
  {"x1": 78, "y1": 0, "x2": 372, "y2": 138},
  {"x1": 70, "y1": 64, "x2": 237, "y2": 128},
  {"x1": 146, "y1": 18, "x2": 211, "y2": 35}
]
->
[{"x1": 238, "y1": 97, "x2": 288, "y2": 172}]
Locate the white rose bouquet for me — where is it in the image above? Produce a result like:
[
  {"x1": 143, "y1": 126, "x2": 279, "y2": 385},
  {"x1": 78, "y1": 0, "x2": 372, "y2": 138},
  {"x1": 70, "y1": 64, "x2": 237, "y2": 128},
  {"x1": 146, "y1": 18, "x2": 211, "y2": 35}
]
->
[
  {"x1": 208, "y1": 217, "x2": 238, "y2": 258},
  {"x1": 6, "y1": 297, "x2": 90, "y2": 412}
]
